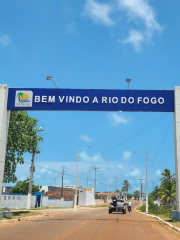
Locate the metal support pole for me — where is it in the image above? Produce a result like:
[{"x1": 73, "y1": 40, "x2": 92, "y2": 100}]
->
[
  {"x1": 0, "y1": 85, "x2": 10, "y2": 209},
  {"x1": 113, "y1": 177, "x2": 119, "y2": 192},
  {"x1": 27, "y1": 152, "x2": 35, "y2": 209},
  {"x1": 61, "y1": 169, "x2": 64, "y2": 198},
  {"x1": 138, "y1": 178, "x2": 144, "y2": 207},
  {"x1": 141, "y1": 181, "x2": 143, "y2": 199},
  {"x1": 174, "y1": 86, "x2": 180, "y2": 220},
  {"x1": 74, "y1": 149, "x2": 79, "y2": 211},
  {"x1": 107, "y1": 179, "x2": 109, "y2": 201},
  {"x1": 146, "y1": 152, "x2": 148, "y2": 214},
  {"x1": 92, "y1": 167, "x2": 100, "y2": 207}
]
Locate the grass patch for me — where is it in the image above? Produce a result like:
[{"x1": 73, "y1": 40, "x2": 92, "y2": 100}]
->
[
  {"x1": 138, "y1": 203, "x2": 180, "y2": 229},
  {"x1": 0, "y1": 211, "x2": 43, "y2": 221}
]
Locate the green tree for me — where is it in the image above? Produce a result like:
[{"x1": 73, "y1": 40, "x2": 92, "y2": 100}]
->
[
  {"x1": 114, "y1": 189, "x2": 120, "y2": 193},
  {"x1": 150, "y1": 186, "x2": 159, "y2": 201},
  {"x1": 160, "y1": 169, "x2": 175, "y2": 184},
  {"x1": 157, "y1": 180, "x2": 176, "y2": 203},
  {"x1": 133, "y1": 190, "x2": 140, "y2": 199},
  {"x1": 122, "y1": 180, "x2": 131, "y2": 193},
  {"x1": 10, "y1": 178, "x2": 41, "y2": 194},
  {"x1": 4, "y1": 111, "x2": 42, "y2": 183}
]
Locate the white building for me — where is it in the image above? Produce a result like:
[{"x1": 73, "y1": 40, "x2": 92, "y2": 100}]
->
[{"x1": 41, "y1": 185, "x2": 94, "y2": 206}]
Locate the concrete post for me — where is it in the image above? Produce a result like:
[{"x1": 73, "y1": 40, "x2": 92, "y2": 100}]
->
[
  {"x1": 0, "y1": 85, "x2": 10, "y2": 208},
  {"x1": 174, "y1": 86, "x2": 180, "y2": 219}
]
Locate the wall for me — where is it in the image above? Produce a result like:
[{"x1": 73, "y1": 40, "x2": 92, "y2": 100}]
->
[
  {"x1": 78, "y1": 188, "x2": 86, "y2": 206},
  {"x1": 95, "y1": 200, "x2": 104, "y2": 205},
  {"x1": 1, "y1": 193, "x2": 73, "y2": 209},
  {"x1": 42, "y1": 196, "x2": 73, "y2": 208},
  {"x1": 86, "y1": 190, "x2": 94, "y2": 206},
  {"x1": 1, "y1": 194, "x2": 36, "y2": 209}
]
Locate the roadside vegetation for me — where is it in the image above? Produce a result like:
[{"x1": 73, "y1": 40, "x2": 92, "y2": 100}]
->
[
  {"x1": 4, "y1": 111, "x2": 42, "y2": 183},
  {"x1": 139, "y1": 169, "x2": 177, "y2": 223},
  {"x1": 0, "y1": 211, "x2": 43, "y2": 221},
  {"x1": 10, "y1": 178, "x2": 41, "y2": 194}
]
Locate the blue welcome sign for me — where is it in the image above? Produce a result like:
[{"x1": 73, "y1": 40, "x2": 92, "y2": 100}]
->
[{"x1": 7, "y1": 88, "x2": 174, "y2": 112}]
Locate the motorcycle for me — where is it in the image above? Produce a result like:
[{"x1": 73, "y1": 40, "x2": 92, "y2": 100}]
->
[{"x1": 128, "y1": 206, "x2": 131, "y2": 212}]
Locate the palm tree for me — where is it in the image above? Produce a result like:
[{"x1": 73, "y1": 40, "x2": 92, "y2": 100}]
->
[
  {"x1": 160, "y1": 169, "x2": 176, "y2": 184},
  {"x1": 157, "y1": 180, "x2": 176, "y2": 203},
  {"x1": 17, "y1": 92, "x2": 24, "y2": 101},
  {"x1": 122, "y1": 180, "x2": 131, "y2": 200}
]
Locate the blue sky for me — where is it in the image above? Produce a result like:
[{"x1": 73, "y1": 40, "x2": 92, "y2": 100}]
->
[{"x1": 1, "y1": 0, "x2": 180, "y2": 194}]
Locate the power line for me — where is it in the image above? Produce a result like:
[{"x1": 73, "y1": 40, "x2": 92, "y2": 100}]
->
[
  {"x1": 79, "y1": 113, "x2": 169, "y2": 159},
  {"x1": 149, "y1": 120, "x2": 173, "y2": 172}
]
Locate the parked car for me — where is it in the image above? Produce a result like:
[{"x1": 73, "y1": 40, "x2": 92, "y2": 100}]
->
[{"x1": 109, "y1": 197, "x2": 126, "y2": 214}]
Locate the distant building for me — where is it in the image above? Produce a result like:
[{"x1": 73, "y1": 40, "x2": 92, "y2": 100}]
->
[
  {"x1": 96, "y1": 192, "x2": 124, "y2": 200},
  {"x1": 41, "y1": 185, "x2": 94, "y2": 206},
  {"x1": 2, "y1": 186, "x2": 13, "y2": 193}
]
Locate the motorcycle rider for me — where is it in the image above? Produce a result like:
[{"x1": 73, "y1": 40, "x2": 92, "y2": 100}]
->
[{"x1": 127, "y1": 200, "x2": 132, "y2": 211}]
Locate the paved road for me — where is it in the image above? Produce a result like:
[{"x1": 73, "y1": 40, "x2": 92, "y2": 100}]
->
[{"x1": 0, "y1": 202, "x2": 180, "y2": 240}]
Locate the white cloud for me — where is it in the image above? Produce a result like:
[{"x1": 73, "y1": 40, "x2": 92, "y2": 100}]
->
[
  {"x1": 123, "y1": 151, "x2": 132, "y2": 160},
  {"x1": 82, "y1": 0, "x2": 114, "y2": 27},
  {"x1": 130, "y1": 168, "x2": 141, "y2": 176},
  {"x1": 118, "y1": 0, "x2": 161, "y2": 32},
  {"x1": 19, "y1": 175, "x2": 27, "y2": 181},
  {"x1": 117, "y1": 164, "x2": 123, "y2": 169},
  {"x1": 40, "y1": 165, "x2": 49, "y2": 173},
  {"x1": 0, "y1": 34, "x2": 11, "y2": 46},
  {"x1": 156, "y1": 169, "x2": 161, "y2": 176},
  {"x1": 108, "y1": 113, "x2": 132, "y2": 126},
  {"x1": 120, "y1": 30, "x2": 144, "y2": 51},
  {"x1": 80, "y1": 135, "x2": 92, "y2": 142},
  {"x1": 80, "y1": 150, "x2": 101, "y2": 162},
  {"x1": 66, "y1": 21, "x2": 77, "y2": 34},
  {"x1": 118, "y1": 0, "x2": 162, "y2": 50}
]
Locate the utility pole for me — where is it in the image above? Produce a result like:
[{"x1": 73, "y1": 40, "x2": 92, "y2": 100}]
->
[
  {"x1": 92, "y1": 167, "x2": 100, "y2": 207},
  {"x1": 146, "y1": 152, "x2": 148, "y2": 214},
  {"x1": 55, "y1": 174, "x2": 57, "y2": 186},
  {"x1": 107, "y1": 179, "x2": 109, "y2": 201},
  {"x1": 27, "y1": 152, "x2": 36, "y2": 209},
  {"x1": 135, "y1": 151, "x2": 148, "y2": 214},
  {"x1": 26, "y1": 127, "x2": 44, "y2": 210},
  {"x1": 61, "y1": 169, "x2": 64, "y2": 198},
  {"x1": 113, "y1": 177, "x2": 119, "y2": 193},
  {"x1": 74, "y1": 146, "x2": 93, "y2": 211},
  {"x1": 87, "y1": 178, "x2": 88, "y2": 188},
  {"x1": 138, "y1": 178, "x2": 144, "y2": 207}
]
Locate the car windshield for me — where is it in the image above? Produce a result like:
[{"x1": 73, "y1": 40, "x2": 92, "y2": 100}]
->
[{"x1": 117, "y1": 200, "x2": 124, "y2": 203}]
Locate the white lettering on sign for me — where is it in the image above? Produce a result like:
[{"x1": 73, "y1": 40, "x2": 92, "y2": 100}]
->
[
  {"x1": 112, "y1": 97, "x2": 118, "y2": 104},
  {"x1": 92, "y1": 97, "x2": 98, "y2": 103},
  {"x1": 143, "y1": 97, "x2": 149, "y2": 104},
  {"x1": 76, "y1": 96, "x2": 81, "y2": 103},
  {"x1": 42, "y1": 96, "x2": 47, "y2": 103},
  {"x1": 121, "y1": 97, "x2": 127, "y2": 104},
  {"x1": 102, "y1": 97, "x2": 107, "y2": 103},
  {"x1": 69, "y1": 96, "x2": 75, "y2": 103},
  {"x1": 151, "y1": 97, "x2": 157, "y2": 104},
  {"x1": 128, "y1": 97, "x2": 134, "y2": 104},
  {"x1": 49, "y1": 96, "x2": 55, "y2": 103},
  {"x1": 83, "y1": 96, "x2": 89, "y2": 103},
  {"x1": 33, "y1": 95, "x2": 165, "y2": 106},
  {"x1": 35, "y1": 96, "x2": 40, "y2": 102},
  {"x1": 59, "y1": 96, "x2": 65, "y2": 103},
  {"x1": 158, "y1": 97, "x2": 164, "y2": 104},
  {"x1": 137, "y1": 97, "x2": 142, "y2": 104}
]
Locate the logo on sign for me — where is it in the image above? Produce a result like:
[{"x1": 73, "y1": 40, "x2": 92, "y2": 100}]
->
[{"x1": 15, "y1": 91, "x2": 33, "y2": 107}]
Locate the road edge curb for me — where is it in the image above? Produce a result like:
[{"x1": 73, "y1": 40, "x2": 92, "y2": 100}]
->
[
  {"x1": 0, "y1": 214, "x2": 47, "y2": 224},
  {"x1": 135, "y1": 206, "x2": 180, "y2": 233}
]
